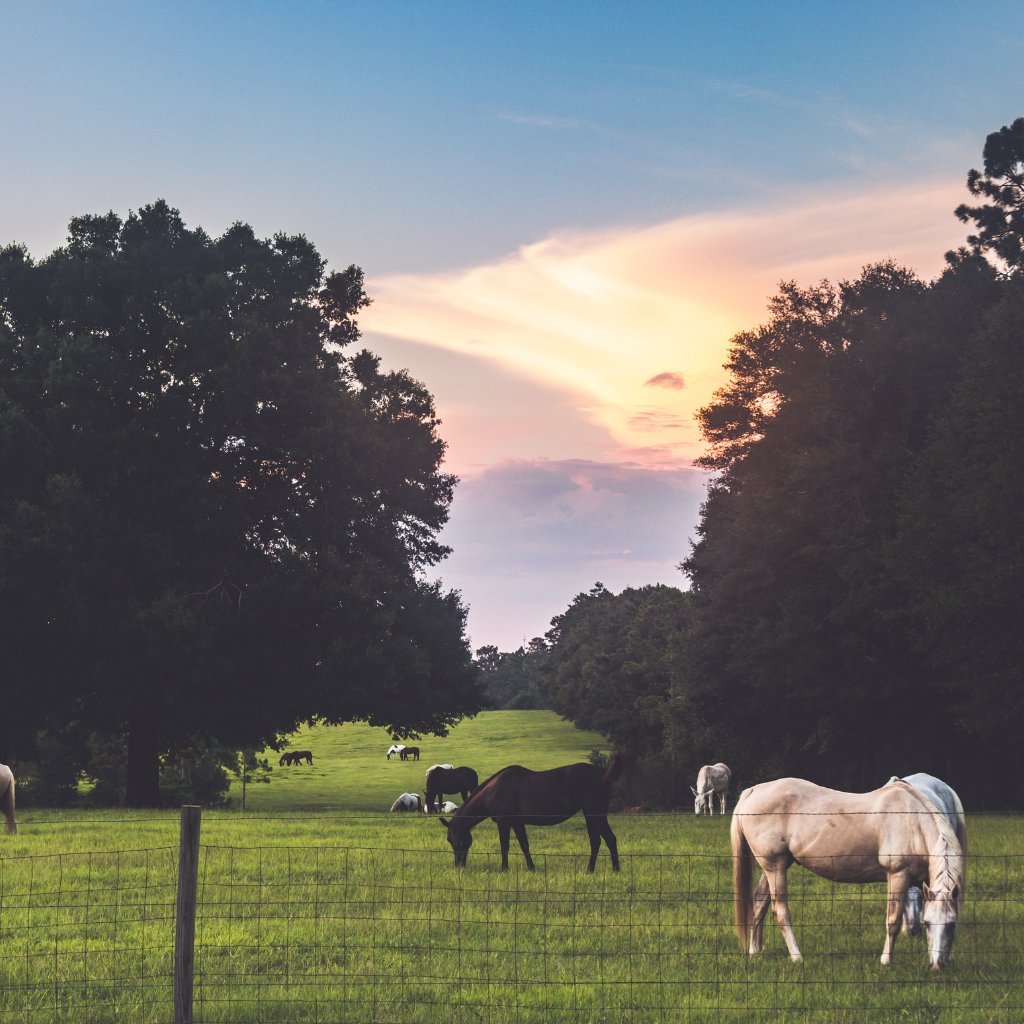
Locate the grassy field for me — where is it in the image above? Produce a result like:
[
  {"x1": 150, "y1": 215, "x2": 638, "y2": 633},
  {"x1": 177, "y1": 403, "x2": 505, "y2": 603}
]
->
[
  {"x1": 230, "y1": 710, "x2": 614, "y2": 813},
  {"x1": 2, "y1": 712, "x2": 1023, "y2": 1023}
]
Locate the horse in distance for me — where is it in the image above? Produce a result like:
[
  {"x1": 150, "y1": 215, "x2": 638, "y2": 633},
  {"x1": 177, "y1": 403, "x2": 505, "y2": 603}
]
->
[
  {"x1": 691, "y1": 763, "x2": 731, "y2": 815},
  {"x1": 293, "y1": 750, "x2": 313, "y2": 765},
  {"x1": 386, "y1": 744, "x2": 406, "y2": 760},
  {"x1": 732, "y1": 777, "x2": 963, "y2": 969},
  {"x1": 0, "y1": 764, "x2": 15, "y2": 835},
  {"x1": 438, "y1": 752, "x2": 626, "y2": 872},
  {"x1": 390, "y1": 792, "x2": 423, "y2": 812},
  {"x1": 425, "y1": 766, "x2": 478, "y2": 812},
  {"x1": 401, "y1": 746, "x2": 420, "y2": 761}
]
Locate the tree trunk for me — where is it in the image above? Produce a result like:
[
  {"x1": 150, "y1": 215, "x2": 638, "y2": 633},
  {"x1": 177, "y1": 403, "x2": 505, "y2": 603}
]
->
[{"x1": 125, "y1": 705, "x2": 161, "y2": 807}]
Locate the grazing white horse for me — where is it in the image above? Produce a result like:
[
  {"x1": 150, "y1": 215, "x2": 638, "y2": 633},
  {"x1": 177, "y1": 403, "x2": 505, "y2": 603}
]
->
[
  {"x1": 427, "y1": 800, "x2": 458, "y2": 814},
  {"x1": 733, "y1": 778, "x2": 963, "y2": 969},
  {"x1": 390, "y1": 792, "x2": 423, "y2": 812},
  {"x1": 0, "y1": 764, "x2": 15, "y2": 835},
  {"x1": 885, "y1": 773, "x2": 968, "y2": 939},
  {"x1": 424, "y1": 763, "x2": 453, "y2": 776},
  {"x1": 691, "y1": 763, "x2": 731, "y2": 815},
  {"x1": 386, "y1": 744, "x2": 406, "y2": 760}
]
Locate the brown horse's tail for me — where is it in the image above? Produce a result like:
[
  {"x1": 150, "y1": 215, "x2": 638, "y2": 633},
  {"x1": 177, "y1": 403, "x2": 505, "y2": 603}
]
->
[
  {"x1": 1, "y1": 774, "x2": 16, "y2": 836},
  {"x1": 732, "y1": 810, "x2": 753, "y2": 952},
  {"x1": 602, "y1": 750, "x2": 626, "y2": 787}
]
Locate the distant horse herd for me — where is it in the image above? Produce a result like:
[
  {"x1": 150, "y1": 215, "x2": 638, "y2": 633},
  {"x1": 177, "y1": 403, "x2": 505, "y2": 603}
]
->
[{"x1": 1, "y1": 741, "x2": 970, "y2": 970}]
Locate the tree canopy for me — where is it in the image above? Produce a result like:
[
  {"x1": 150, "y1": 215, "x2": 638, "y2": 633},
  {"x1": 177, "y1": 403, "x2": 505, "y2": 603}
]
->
[{"x1": 0, "y1": 201, "x2": 484, "y2": 805}]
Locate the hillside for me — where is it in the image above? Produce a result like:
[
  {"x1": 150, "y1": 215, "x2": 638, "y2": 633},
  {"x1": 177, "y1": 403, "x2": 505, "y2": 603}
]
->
[{"x1": 233, "y1": 710, "x2": 611, "y2": 812}]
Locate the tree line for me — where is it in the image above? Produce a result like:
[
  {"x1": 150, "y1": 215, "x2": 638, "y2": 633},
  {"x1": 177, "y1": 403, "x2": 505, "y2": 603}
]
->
[
  {"x1": 0, "y1": 201, "x2": 485, "y2": 807},
  {"x1": 479, "y1": 119, "x2": 1024, "y2": 809}
]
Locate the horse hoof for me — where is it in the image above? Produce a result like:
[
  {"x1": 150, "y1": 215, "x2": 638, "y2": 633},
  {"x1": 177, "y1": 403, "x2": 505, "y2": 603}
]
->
[
  {"x1": 880, "y1": 955, "x2": 890, "y2": 966},
  {"x1": 791, "y1": 954, "x2": 803, "y2": 963}
]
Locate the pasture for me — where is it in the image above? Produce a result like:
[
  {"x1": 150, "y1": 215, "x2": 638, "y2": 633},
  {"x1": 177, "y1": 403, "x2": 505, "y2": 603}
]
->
[
  {"x1": 233, "y1": 710, "x2": 613, "y2": 812},
  {"x1": 1, "y1": 713, "x2": 1022, "y2": 1022}
]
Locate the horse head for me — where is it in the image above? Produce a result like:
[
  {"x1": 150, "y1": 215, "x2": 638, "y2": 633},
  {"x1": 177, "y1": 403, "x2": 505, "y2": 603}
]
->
[
  {"x1": 922, "y1": 881, "x2": 960, "y2": 970},
  {"x1": 439, "y1": 816, "x2": 472, "y2": 867},
  {"x1": 690, "y1": 786, "x2": 707, "y2": 815}
]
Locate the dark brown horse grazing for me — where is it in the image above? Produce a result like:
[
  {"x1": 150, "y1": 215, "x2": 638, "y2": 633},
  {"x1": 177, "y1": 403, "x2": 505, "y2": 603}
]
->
[
  {"x1": 402, "y1": 746, "x2": 420, "y2": 761},
  {"x1": 439, "y1": 752, "x2": 624, "y2": 871},
  {"x1": 425, "y1": 765, "x2": 478, "y2": 811},
  {"x1": 0, "y1": 764, "x2": 16, "y2": 835},
  {"x1": 293, "y1": 750, "x2": 313, "y2": 765}
]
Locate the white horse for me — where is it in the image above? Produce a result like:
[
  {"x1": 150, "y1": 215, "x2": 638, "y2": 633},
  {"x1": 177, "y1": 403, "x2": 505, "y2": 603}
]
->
[
  {"x1": 733, "y1": 778, "x2": 963, "y2": 969},
  {"x1": 0, "y1": 764, "x2": 15, "y2": 835},
  {"x1": 427, "y1": 800, "x2": 458, "y2": 814},
  {"x1": 386, "y1": 744, "x2": 406, "y2": 760},
  {"x1": 390, "y1": 792, "x2": 422, "y2": 812},
  {"x1": 885, "y1": 773, "x2": 968, "y2": 938},
  {"x1": 424, "y1": 763, "x2": 453, "y2": 776},
  {"x1": 691, "y1": 763, "x2": 731, "y2": 815}
]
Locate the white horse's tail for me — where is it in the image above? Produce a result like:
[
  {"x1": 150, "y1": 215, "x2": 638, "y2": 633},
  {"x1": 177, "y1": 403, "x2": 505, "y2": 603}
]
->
[
  {"x1": 1, "y1": 773, "x2": 16, "y2": 836},
  {"x1": 732, "y1": 810, "x2": 753, "y2": 951}
]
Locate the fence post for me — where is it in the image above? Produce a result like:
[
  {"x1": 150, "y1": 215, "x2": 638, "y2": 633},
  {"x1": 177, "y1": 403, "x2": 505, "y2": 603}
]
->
[{"x1": 174, "y1": 805, "x2": 202, "y2": 1024}]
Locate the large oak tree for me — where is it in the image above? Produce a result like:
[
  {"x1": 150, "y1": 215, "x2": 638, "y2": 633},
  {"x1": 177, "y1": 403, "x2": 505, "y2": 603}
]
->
[{"x1": 0, "y1": 201, "x2": 484, "y2": 805}]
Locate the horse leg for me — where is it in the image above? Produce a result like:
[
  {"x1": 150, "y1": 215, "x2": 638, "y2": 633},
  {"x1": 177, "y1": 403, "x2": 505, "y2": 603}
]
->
[
  {"x1": 497, "y1": 819, "x2": 512, "y2": 871},
  {"x1": 597, "y1": 816, "x2": 620, "y2": 872},
  {"x1": 764, "y1": 859, "x2": 802, "y2": 962},
  {"x1": 584, "y1": 817, "x2": 602, "y2": 872},
  {"x1": 718, "y1": 791, "x2": 727, "y2": 815},
  {"x1": 880, "y1": 875, "x2": 911, "y2": 965},
  {"x1": 749, "y1": 873, "x2": 771, "y2": 954},
  {"x1": 511, "y1": 822, "x2": 535, "y2": 871}
]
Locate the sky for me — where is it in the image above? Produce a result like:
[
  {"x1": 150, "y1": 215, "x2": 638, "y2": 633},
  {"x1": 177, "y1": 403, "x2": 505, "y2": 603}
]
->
[{"x1": 2, "y1": 1, "x2": 1021, "y2": 648}]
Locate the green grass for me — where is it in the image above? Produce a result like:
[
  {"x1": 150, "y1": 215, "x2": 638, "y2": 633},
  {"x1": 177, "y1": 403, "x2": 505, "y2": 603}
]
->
[
  {"x1": 231, "y1": 710, "x2": 614, "y2": 812},
  {"x1": 2, "y1": 713, "x2": 1023, "y2": 1022}
]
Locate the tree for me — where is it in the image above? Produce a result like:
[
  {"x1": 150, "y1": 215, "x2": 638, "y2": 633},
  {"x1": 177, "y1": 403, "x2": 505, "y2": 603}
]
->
[
  {"x1": 475, "y1": 638, "x2": 551, "y2": 710},
  {"x1": 891, "y1": 274, "x2": 1024, "y2": 798},
  {"x1": 683, "y1": 254, "x2": 1005, "y2": 791},
  {"x1": 0, "y1": 201, "x2": 485, "y2": 805},
  {"x1": 956, "y1": 117, "x2": 1024, "y2": 269},
  {"x1": 546, "y1": 583, "x2": 692, "y2": 756}
]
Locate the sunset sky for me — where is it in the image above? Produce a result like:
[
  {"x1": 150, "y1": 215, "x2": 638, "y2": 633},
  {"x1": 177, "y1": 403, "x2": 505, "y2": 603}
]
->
[{"x1": 3, "y1": 2, "x2": 1020, "y2": 648}]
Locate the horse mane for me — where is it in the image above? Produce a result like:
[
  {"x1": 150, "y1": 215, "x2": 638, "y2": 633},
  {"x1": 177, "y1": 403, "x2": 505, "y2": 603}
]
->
[{"x1": 892, "y1": 782, "x2": 962, "y2": 891}]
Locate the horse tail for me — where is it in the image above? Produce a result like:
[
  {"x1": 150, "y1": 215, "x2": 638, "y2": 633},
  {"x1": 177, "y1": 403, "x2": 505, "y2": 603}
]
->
[
  {"x1": 732, "y1": 811, "x2": 753, "y2": 952},
  {"x1": 1, "y1": 772, "x2": 16, "y2": 836},
  {"x1": 602, "y1": 750, "x2": 626, "y2": 787}
]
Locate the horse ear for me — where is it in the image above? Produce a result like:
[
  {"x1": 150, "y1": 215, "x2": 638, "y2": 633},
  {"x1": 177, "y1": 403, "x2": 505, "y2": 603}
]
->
[
  {"x1": 922, "y1": 883, "x2": 935, "y2": 899},
  {"x1": 690, "y1": 786, "x2": 698, "y2": 796},
  {"x1": 438, "y1": 817, "x2": 450, "y2": 827},
  {"x1": 951, "y1": 884, "x2": 960, "y2": 902}
]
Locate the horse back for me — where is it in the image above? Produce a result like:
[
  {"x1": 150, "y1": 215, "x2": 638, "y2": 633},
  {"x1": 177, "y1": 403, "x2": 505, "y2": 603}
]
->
[{"x1": 463, "y1": 762, "x2": 612, "y2": 822}]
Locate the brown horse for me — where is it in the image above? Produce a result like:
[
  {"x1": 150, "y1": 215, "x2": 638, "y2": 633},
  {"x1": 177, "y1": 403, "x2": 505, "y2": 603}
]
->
[
  {"x1": 438, "y1": 752, "x2": 624, "y2": 872},
  {"x1": 0, "y1": 764, "x2": 16, "y2": 835},
  {"x1": 732, "y1": 778, "x2": 963, "y2": 969}
]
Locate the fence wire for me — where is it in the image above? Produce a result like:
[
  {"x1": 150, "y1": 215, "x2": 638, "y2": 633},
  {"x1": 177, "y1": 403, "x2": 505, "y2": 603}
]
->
[{"x1": 1, "y1": 833, "x2": 1022, "y2": 1023}]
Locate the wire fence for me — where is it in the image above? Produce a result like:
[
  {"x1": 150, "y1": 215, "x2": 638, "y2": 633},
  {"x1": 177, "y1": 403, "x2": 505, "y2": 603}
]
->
[{"x1": 1, "y1": 817, "x2": 1022, "y2": 1023}]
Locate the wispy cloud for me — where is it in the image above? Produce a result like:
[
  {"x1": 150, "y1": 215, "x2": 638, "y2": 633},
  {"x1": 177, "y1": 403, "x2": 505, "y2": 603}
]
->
[
  {"x1": 363, "y1": 178, "x2": 968, "y2": 471},
  {"x1": 435, "y1": 457, "x2": 708, "y2": 647},
  {"x1": 498, "y1": 112, "x2": 584, "y2": 129}
]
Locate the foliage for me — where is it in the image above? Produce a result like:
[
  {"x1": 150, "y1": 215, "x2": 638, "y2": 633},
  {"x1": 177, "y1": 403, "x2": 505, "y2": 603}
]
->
[
  {"x1": 546, "y1": 583, "x2": 693, "y2": 759},
  {"x1": 956, "y1": 116, "x2": 1024, "y2": 268},
  {"x1": 8, "y1": 729, "x2": 84, "y2": 808},
  {"x1": 0, "y1": 200, "x2": 485, "y2": 805},
  {"x1": 586, "y1": 748, "x2": 609, "y2": 769},
  {"x1": 682, "y1": 246, "x2": 1011, "y2": 799},
  {"x1": 475, "y1": 639, "x2": 550, "y2": 709},
  {"x1": 890, "y1": 274, "x2": 1024, "y2": 793}
]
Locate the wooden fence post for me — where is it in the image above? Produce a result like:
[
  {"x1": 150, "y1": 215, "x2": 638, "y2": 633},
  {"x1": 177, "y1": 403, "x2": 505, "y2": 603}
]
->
[{"x1": 174, "y1": 805, "x2": 202, "y2": 1024}]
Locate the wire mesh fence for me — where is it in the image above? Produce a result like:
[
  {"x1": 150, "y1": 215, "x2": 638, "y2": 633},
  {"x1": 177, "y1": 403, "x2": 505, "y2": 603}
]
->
[{"x1": 1, "y1": 820, "x2": 1022, "y2": 1023}]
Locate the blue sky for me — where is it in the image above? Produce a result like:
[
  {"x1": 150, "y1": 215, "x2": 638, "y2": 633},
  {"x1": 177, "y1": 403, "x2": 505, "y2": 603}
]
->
[{"x1": 2, "y1": 2, "x2": 1020, "y2": 647}]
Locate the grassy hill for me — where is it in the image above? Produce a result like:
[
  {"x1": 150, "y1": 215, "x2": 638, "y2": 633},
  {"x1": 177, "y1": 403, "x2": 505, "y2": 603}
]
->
[{"x1": 233, "y1": 709, "x2": 611, "y2": 812}]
